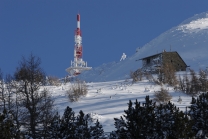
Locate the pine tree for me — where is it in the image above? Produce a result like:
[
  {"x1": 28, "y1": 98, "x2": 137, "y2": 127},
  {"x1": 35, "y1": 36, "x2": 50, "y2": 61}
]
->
[
  {"x1": 109, "y1": 131, "x2": 117, "y2": 139},
  {"x1": 188, "y1": 92, "x2": 208, "y2": 138},
  {"x1": 74, "y1": 110, "x2": 91, "y2": 139},
  {"x1": 113, "y1": 116, "x2": 127, "y2": 138},
  {"x1": 172, "y1": 108, "x2": 194, "y2": 138},
  {"x1": 59, "y1": 107, "x2": 105, "y2": 139},
  {"x1": 154, "y1": 102, "x2": 194, "y2": 138},
  {"x1": 90, "y1": 119, "x2": 105, "y2": 139},
  {"x1": 0, "y1": 109, "x2": 20, "y2": 139},
  {"x1": 154, "y1": 103, "x2": 166, "y2": 138},
  {"x1": 140, "y1": 96, "x2": 157, "y2": 138},
  {"x1": 48, "y1": 112, "x2": 61, "y2": 139},
  {"x1": 59, "y1": 106, "x2": 76, "y2": 139},
  {"x1": 113, "y1": 96, "x2": 157, "y2": 139}
]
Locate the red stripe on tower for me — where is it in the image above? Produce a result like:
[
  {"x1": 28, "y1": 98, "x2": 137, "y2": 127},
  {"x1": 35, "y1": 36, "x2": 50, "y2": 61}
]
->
[
  {"x1": 77, "y1": 14, "x2": 81, "y2": 34},
  {"x1": 77, "y1": 14, "x2": 80, "y2": 21}
]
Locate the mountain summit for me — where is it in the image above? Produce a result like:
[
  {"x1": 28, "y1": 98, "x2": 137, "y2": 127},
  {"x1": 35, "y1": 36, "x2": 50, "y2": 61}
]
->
[{"x1": 80, "y1": 11, "x2": 208, "y2": 82}]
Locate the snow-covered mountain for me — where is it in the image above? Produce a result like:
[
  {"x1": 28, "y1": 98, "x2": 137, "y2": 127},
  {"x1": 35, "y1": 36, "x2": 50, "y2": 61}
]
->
[{"x1": 79, "y1": 11, "x2": 208, "y2": 82}]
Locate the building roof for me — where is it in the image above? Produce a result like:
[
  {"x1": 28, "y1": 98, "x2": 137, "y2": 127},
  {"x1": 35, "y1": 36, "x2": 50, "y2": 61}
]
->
[
  {"x1": 138, "y1": 51, "x2": 188, "y2": 67},
  {"x1": 139, "y1": 52, "x2": 162, "y2": 60}
]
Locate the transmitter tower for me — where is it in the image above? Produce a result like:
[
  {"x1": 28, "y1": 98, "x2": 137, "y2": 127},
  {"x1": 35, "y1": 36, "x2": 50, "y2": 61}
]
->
[{"x1": 66, "y1": 14, "x2": 92, "y2": 75}]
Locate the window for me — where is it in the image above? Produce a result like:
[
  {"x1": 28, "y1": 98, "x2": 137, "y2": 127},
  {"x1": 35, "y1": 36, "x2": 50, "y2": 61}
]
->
[{"x1": 147, "y1": 58, "x2": 150, "y2": 64}]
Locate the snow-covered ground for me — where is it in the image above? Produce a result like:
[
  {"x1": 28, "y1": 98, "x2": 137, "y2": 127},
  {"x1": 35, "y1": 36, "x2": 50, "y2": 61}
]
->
[{"x1": 44, "y1": 78, "x2": 192, "y2": 132}]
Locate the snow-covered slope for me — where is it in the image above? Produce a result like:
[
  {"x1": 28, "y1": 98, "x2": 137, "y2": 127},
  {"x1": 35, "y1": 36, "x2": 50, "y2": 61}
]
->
[
  {"x1": 48, "y1": 79, "x2": 192, "y2": 132},
  {"x1": 79, "y1": 11, "x2": 208, "y2": 82}
]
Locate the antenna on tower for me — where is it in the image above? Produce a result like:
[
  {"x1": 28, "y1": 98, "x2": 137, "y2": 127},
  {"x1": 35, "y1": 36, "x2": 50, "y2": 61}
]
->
[{"x1": 66, "y1": 14, "x2": 92, "y2": 76}]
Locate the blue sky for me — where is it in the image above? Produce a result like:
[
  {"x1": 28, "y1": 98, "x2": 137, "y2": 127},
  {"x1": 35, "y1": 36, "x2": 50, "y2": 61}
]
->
[{"x1": 1, "y1": 1, "x2": 208, "y2": 78}]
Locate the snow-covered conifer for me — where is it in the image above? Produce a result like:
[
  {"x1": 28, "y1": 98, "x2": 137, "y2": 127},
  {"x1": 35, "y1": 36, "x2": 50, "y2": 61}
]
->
[
  {"x1": 155, "y1": 101, "x2": 193, "y2": 138},
  {"x1": 90, "y1": 119, "x2": 105, "y2": 139},
  {"x1": 188, "y1": 92, "x2": 208, "y2": 138},
  {"x1": 0, "y1": 109, "x2": 20, "y2": 139},
  {"x1": 113, "y1": 116, "x2": 127, "y2": 138},
  {"x1": 48, "y1": 112, "x2": 61, "y2": 139},
  {"x1": 74, "y1": 110, "x2": 90, "y2": 139},
  {"x1": 59, "y1": 106, "x2": 76, "y2": 139},
  {"x1": 113, "y1": 96, "x2": 157, "y2": 138}
]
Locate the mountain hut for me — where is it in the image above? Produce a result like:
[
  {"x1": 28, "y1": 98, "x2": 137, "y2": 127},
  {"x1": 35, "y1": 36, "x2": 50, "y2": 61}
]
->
[{"x1": 139, "y1": 51, "x2": 188, "y2": 73}]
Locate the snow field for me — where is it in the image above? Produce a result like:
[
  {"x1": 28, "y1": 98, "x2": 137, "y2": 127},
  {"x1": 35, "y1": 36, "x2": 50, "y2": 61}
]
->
[{"x1": 44, "y1": 79, "x2": 193, "y2": 132}]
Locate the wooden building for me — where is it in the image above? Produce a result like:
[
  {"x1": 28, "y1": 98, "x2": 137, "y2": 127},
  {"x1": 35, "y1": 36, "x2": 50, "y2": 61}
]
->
[{"x1": 139, "y1": 51, "x2": 188, "y2": 72}]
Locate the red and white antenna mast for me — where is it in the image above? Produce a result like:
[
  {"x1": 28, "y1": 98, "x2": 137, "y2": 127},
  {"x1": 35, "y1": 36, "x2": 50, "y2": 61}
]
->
[{"x1": 66, "y1": 14, "x2": 92, "y2": 76}]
